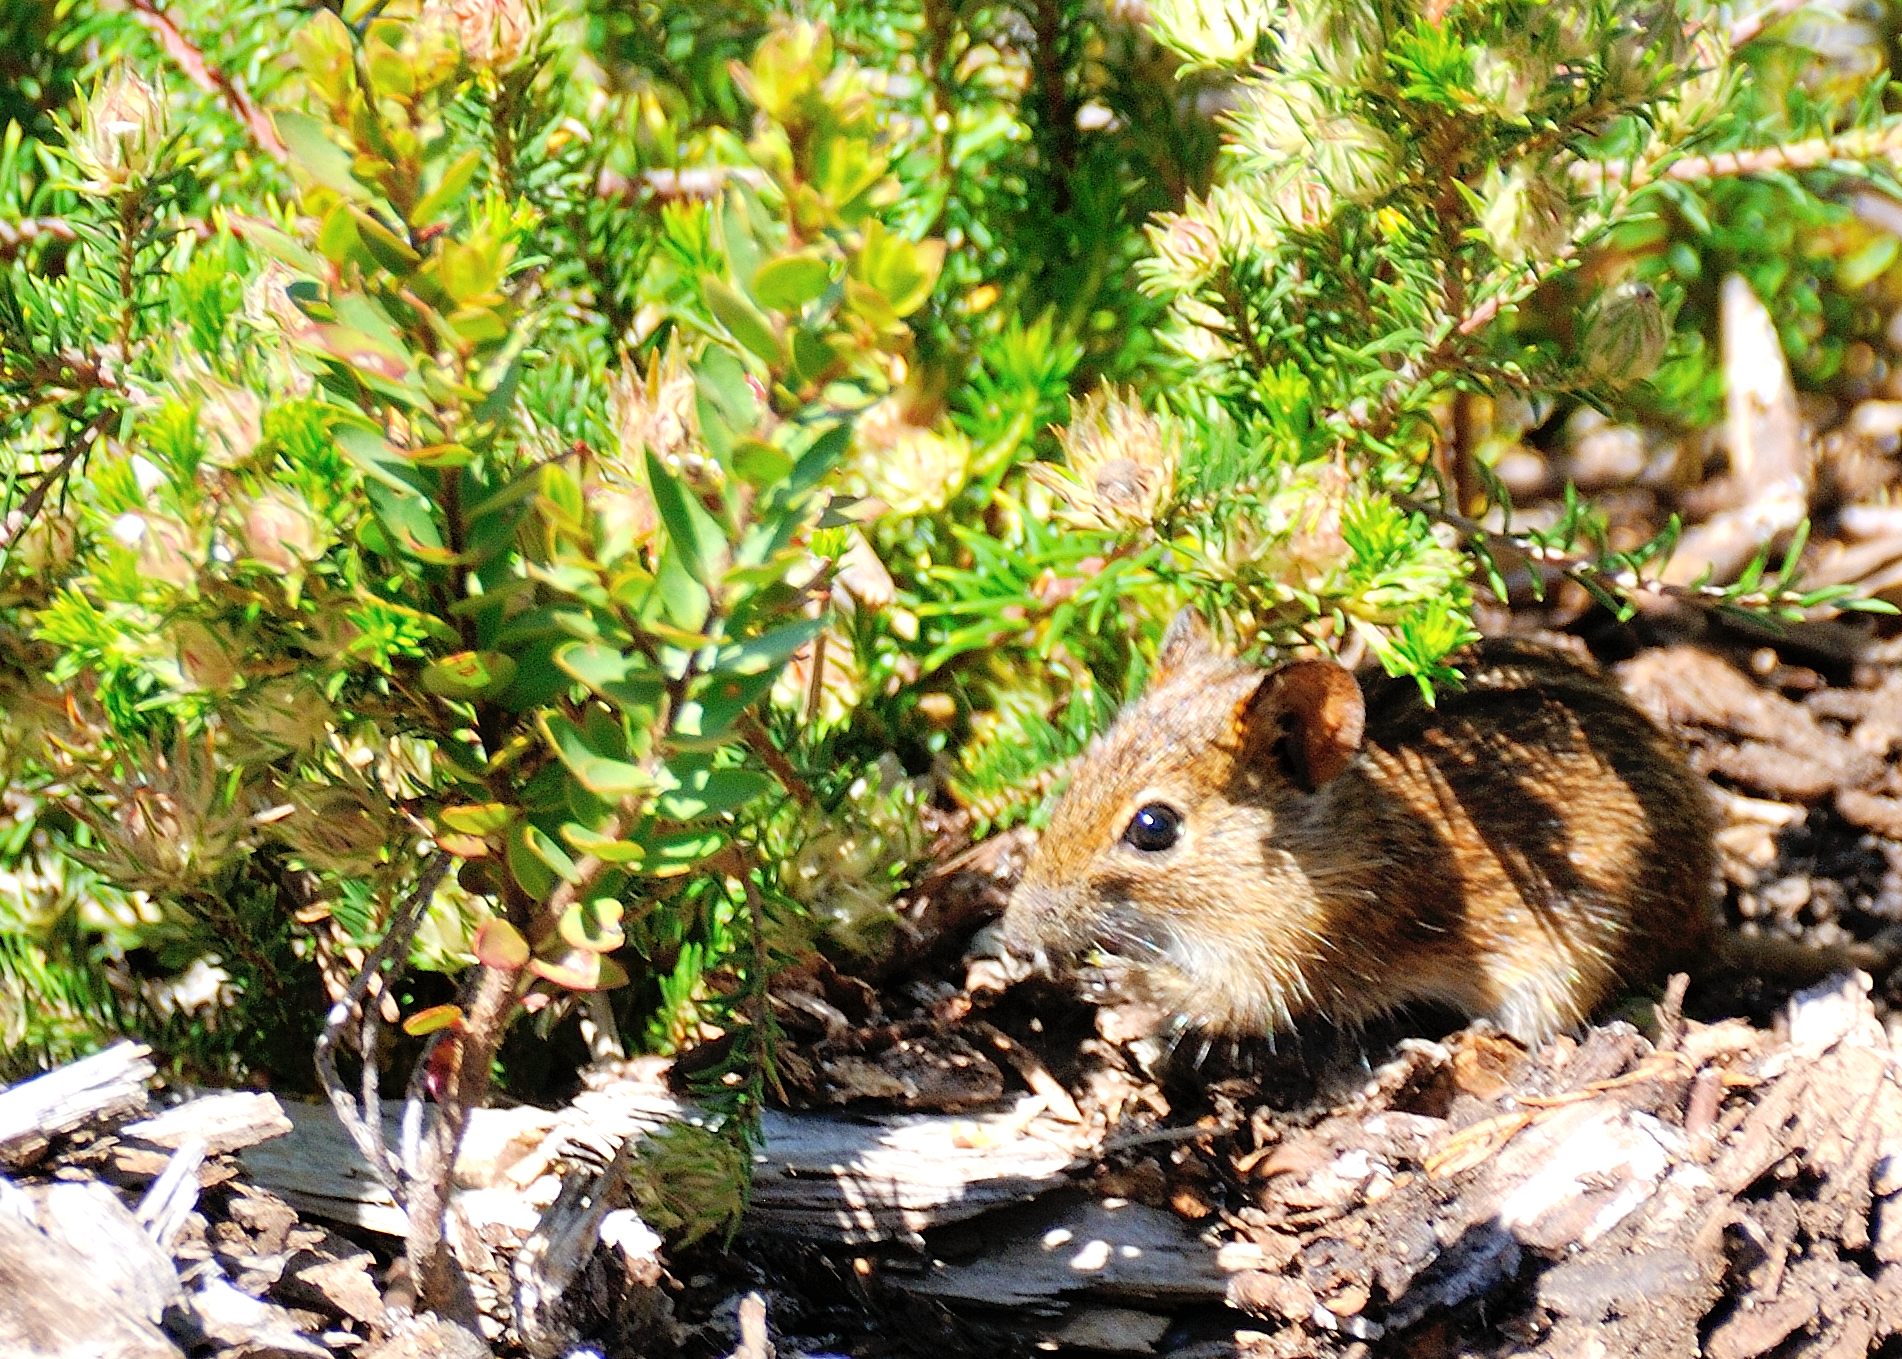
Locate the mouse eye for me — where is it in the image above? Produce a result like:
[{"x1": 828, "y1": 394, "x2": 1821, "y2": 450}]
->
[{"x1": 1122, "y1": 802, "x2": 1182, "y2": 853}]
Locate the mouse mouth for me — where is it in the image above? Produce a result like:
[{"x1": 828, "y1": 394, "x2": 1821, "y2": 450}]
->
[
  {"x1": 1079, "y1": 910, "x2": 1286, "y2": 1036},
  {"x1": 1073, "y1": 906, "x2": 1194, "y2": 1002}
]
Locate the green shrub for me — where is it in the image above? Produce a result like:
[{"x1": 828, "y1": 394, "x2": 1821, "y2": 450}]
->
[{"x1": 2, "y1": 0, "x2": 1899, "y2": 1274}]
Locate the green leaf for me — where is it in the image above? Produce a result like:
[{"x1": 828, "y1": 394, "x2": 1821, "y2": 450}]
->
[
  {"x1": 751, "y1": 252, "x2": 832, "y2": 311},
  {"x1": 275, "y1": 110, "x2": 373, "y2": 203},
  {"x1": 655, "y1": 538, "x2": 712, "y2": 629},
  {"x1": 718, "y1": 618, "x2": 821, "y2": 674},
  {"x1": 849, "y1": 221, "x2": 945, "y2": 319},
  {"x1": 528, "y1": 950, "x2": 631, "y2": 991},
  {"x1": 555, "y1": 643, "x2": 665, "y2": 712},
  {"x1": 441, "y1": 803, "x2": 512, "y2": 835},
  {"x1": 645, "y1": 450, "x2": 728, "y2": 582},
  {"x1": 655, "y1": 763, "x2": 771, "y2": 820},
  {"x1": 696, "y1": 348, "x2": 759, "y2": 430},
  {"x1": 559, "y1": 898, "x2": 626, "y2": 953},
  {"x1": 473, "y1": 919, "x2": 531, "y2": 970},
  {"x1": 731, "y1": 438, "x2": 794, "y2": 488},
  {"x1": 347, "y1": 206, "x2": 422, "y2": 272},
  {"x1": 333, "y1": 421, "x2": 428, "y2": 495},
  {"x1": 540, "y1": 712, "x2": 653, "y2": 798},
  {"x1": 414, "y1": 148, "x2": 484, "y2": 224},
  {"x1": 402, "y1": 1003, "x2": 465, "y2": 1036},
  {"x1": 559, "y1": 822, "x2": 646, "y2": 863},
  {"x1": 422, "y1": 651, "x2": 518, "y2": 699},
  {"x1": 521, "y1": 822, "x2": 582, "y2": 884},
  {"x1": 703, "y1": 276, "x2": 785, "y2": 364},
  {"x1": 675, "y1": 669, "x2": 779, "y2": 741},
  {"x1": 635, "y1": 827, "x2": 727, "y2": 877}
]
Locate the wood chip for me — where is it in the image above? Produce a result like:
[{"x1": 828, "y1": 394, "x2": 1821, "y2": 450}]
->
[{"x1": 124, "y1": 1090, "x2": 291, "y2": 1155}]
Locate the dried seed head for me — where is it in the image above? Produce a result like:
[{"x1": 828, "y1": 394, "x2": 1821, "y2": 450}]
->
[
  {"x1": 71, "y1": 734, "x2": 249, "y2": 895},
  {"x1": 1034, "y1": 387, "x2": 1178, "y2": 531},
  {"x1": 271, "y1": 783, "x2": 397, "y2": 878}
]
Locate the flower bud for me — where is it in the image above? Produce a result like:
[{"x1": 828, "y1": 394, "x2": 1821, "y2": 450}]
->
[
  {"x1": 1141, "y1": 210, "x2": 1223, "y2": 295},
  {"x1": 1470, "y1": 42, "x2": 1550, "y2": 121},
  {"x1": 1229, "y1": 80, "x2": 1395, "y2": 206},
  {"x1": 778, "y1": 754, "x2": 925, "y2": 955},
  {"x1": 238, "y1": 488, "x2": 327, "y2": 573},
  {"x1": 849, "y1": 396, "x2": 972, "y2": 517},
  {"x1": 70, "y1": 69, "x2": 169, "y2": 192},
  {"x1": 609, "y1": 346, "x2": 700, "y2": 476},
  {"x1": 1479, "y1": 164, "x2": 1573, "y2": 265},
  {"x1": 201, "y1": 383, "x2": 264, "y2": 469},
  {"x1": 1286, "y1": 0, "x2": 1390, "y2": 87},
  {"x1": 1145, "y1": 0, "x2": 1265, "y2": 67},
  {"x1": 1227, "y1": 79, "x2": 1325, "y2": 165},
  {"x1": 427, "y1": 0, "x2": 540, "y2": 72},
  {"x1": 174, "y1": 619, "x2": 243, "y2": 691},
  {"x1": 244, "y1": 263, "x2": 320, "y2": 343},
  {"x1": 1034, "y1": 387, "x2": 1179, "y2": 531},
  {"x1": 586, "y1": 481, "x2": 659, "y2": 561},
  {"x1": 1581, "y1": 281, "x2": 1669, "y2": 387},
  {"x1": 111, "y1": 510, "x2": 199, "y2": 591}
]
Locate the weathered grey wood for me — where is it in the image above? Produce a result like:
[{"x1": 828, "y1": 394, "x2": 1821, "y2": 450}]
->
[
  {"x1": 0, "y1": 1041, "x2": 154, "y2": 1168},
  {"x1": 214, "y1": 973, "x2": 1902, "y2": 1351},
  {"x1": 242, "y1": 1084, "x2": 1095, "y2": 1245},
  {"x1": 239, "y1": 1098, "x2": 411, "y2": 1236},
  {"x1": 903, "y1": 1194, "x2": 1237, "y2": 1308},
  {"x1": 125, "y1": 1089, "x2": 291, "y2": 1154},
  {"x1": 137, "y1": 1136, "x2": 206, "y2": 1251},
  {"x1": 0, "y1": 1176, "x2": 184, "y2": 1359}
]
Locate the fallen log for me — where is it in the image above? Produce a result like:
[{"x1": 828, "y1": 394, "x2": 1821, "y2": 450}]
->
[{"x1": 240, "y1": 1082, "x2": 1098, "y2": 1243}]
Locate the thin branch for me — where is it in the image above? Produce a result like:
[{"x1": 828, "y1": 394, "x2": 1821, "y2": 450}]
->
[
  {"x1": 406, "y1": 948, "x2": 512, "y2": 1325},
  {"x1": 312, "y1": 853, "x2": 452, "y2": 1199},
  {"x1": 1727, "y1": 0, "x2": 1813, "y2": 49},
  {"x1": 0, "y1": 411, "x2": 115, "y2": 554},
  {"x1": 1400, "y1": 493, "x2": 1815, "y2": 615},
  {"x1": 737, "y1": 710, "x2": 816, "y2": 808},
  {"x1": 1214, "y1": 263, "x2": 1270, "y2": 371},
  {"x1": 596, "y1": 166, "x2": 770, "y2": 203},
  {"x1": 1574, "y1": 123, "x2": 1902, "y2": 195},
  {"x1": 125, "y1": 0, "x2": 287, "y2": 162}
]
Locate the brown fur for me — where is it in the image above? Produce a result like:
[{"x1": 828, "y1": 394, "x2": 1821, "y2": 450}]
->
[{"x1": 999, "y1": 618, "x2": 1717, "y2": 1044}]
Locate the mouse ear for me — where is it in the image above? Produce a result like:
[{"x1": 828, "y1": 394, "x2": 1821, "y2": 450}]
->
[
  {"x1": 1240, "y1": 659, "x2": 1366, "y2": 791},
  {"x1": 1157, "y1": 608, "x2": 1218, "y2": 675}
]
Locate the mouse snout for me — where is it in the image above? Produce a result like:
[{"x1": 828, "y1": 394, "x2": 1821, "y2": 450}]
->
[
  {"x1": 998, "y1": 876, "x2": 1091, "y2": 959},
  {"x1": 997, "y1": 881, "x2": 1055, "y2": 953}
]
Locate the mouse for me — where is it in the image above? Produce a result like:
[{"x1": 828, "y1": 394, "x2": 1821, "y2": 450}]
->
[{"x1": 996, "y1": 611, "x2": 1734, "y2": 1046}]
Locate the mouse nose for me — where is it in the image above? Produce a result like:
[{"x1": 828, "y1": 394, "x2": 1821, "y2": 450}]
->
[{"x1": 999, "y1": 877, "x2": 1062, "y2": 939}]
